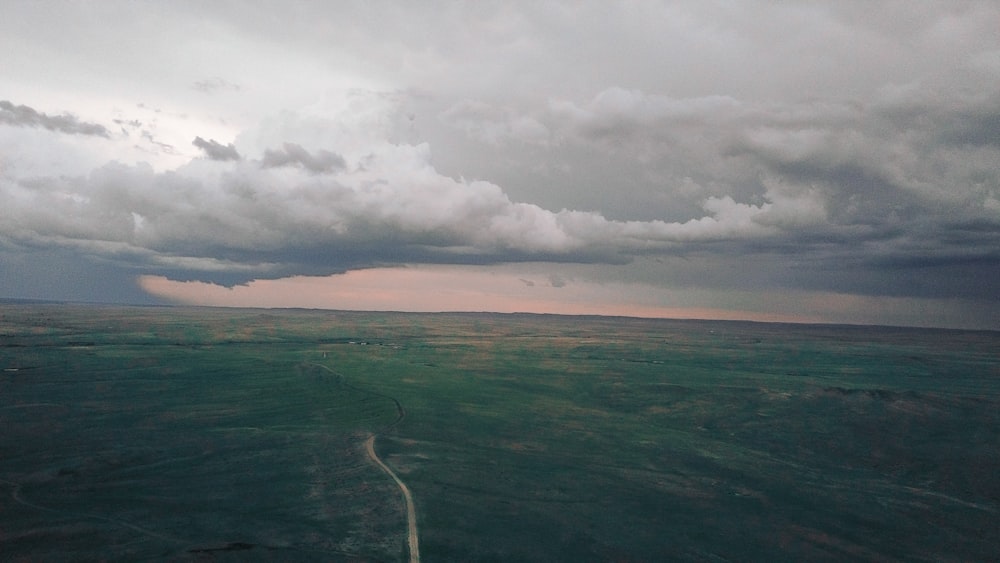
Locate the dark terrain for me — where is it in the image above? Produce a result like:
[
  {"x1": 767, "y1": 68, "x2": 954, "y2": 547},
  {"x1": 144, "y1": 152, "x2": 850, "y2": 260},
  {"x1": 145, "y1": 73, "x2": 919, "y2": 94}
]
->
[{"x1": 1, "y1": 303, "x2": 997, "y2": 561}]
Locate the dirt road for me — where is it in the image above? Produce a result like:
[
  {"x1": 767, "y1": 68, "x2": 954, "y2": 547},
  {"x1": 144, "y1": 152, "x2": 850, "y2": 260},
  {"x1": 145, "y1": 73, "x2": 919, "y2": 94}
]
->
[
  {"x1": 365, "y1": 434, "x2": 420, "y2": 563},
  {"x1": 308, "y1": 361, "x2": 417, "y2": 561}
]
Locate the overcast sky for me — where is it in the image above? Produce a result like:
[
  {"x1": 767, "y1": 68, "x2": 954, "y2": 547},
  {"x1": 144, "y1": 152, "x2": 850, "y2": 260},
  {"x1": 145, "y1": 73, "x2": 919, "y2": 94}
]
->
[{"x1": 2, "y1": 1, "x2": 998, "y2": 329}]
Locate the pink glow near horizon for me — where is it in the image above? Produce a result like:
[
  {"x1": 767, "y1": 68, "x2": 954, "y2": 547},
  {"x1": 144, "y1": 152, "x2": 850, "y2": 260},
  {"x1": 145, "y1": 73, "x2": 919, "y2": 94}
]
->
[{"x1": 138, "y1": 267, "x2": 821, "y2": 324}]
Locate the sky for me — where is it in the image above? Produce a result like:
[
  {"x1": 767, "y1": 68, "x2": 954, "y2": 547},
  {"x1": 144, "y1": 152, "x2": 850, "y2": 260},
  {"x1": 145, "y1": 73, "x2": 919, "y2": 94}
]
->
[{"x1": 1, "y1": 1, "x2": 999, "y2": 329}]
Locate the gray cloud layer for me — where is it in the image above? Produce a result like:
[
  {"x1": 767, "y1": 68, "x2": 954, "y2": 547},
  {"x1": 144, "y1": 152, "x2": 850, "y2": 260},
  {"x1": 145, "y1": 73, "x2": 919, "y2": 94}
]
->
[
  {"x1": 2, "y1": 77, "x2": 999, "y2": 301},
  {"x1": 0, "y1": 2, "x2": 998, "y2": 324},
  {"x1": 192, "y1": 137, "x2": 241, "y2": 161},
  {"x1": 193, "y1": 77, "x2": 242, "y2": 94},
  {"x1": 432, "y1": 83, "x2": 1000, "y2": 289},
  {"x1": 261, "y1": 143, "x2": 346, "y2": 173},
  {"x1": 0, "y1": 100, "x2": 109, "y2": 137}
]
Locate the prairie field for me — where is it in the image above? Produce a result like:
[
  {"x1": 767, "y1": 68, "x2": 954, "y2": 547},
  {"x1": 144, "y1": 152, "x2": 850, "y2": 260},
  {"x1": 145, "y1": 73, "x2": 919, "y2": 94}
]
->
[{"x1": 1, "y1": 303, "x2": 998, "y2": 561}]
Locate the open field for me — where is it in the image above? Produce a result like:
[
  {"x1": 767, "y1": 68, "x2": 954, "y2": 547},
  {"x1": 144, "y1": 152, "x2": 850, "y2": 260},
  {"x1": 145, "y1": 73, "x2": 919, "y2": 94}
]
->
[{"x1": 1, "y1": 303, "x2": 998, "y2": 561}]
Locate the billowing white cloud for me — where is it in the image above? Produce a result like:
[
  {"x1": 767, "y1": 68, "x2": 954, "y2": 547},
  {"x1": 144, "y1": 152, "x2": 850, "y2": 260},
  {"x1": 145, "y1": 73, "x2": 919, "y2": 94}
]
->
[
  {"x1": 1, "y1": 97, "x2": 809, "y2": 284},
  {"x1": 1, "y1": 2, "x2": 998, "y2": 326}
]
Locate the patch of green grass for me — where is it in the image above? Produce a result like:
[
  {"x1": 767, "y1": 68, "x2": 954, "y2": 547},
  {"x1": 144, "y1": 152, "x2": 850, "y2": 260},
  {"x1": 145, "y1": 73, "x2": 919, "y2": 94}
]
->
[
  {"x1": 0, "y1": 306, "x2": 405, "y2": 560},
  {"x1": 1, "y1": 305, "x2": 998, "y2": 561}
]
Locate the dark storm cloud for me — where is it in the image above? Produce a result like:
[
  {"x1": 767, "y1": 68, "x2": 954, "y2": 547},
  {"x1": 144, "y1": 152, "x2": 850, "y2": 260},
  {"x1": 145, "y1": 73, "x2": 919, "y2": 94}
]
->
[
  {"x1": 192, "y1": 136, "x2": 241, "y2": 161},
  {"x1": 1, "y1": 1, "x2": 998, "y2": 324},
  {"x1": 261, "y1": 143, "x2": 346, "y2": 173},
  {"x1": 3, "y1": 79, "x2": 998, "y2": 303},
  {"x1": 437, "y1": 85, "x2": 1000, "y2": 299},
  {"x1": 0, "y1": 100, "x2": 109, "y2": 137},
  {"x1": 6, "y1": 83, "x2": 999, "y2": 303},
  {"x1": 0, "y1": 143, "x2": 751, "y2": 288},
  {"x1": 0, "y1": 247, "x2": 164, "y2": 305},
  {"x1": 934, "y1": 108, "x2": 1000, "y2": 148}
]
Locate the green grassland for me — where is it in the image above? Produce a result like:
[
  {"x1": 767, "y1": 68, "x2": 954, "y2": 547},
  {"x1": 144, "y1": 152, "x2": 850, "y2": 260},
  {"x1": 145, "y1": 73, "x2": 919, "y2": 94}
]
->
[{"x1": 1, "y1": 304, "x2": 998, "y2": 561}]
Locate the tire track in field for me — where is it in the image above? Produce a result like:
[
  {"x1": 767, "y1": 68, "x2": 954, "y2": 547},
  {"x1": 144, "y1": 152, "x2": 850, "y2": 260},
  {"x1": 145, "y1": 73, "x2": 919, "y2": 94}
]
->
[
  {"x1": 2, "y1": 471, "x2": 363, "y2": 560},
  {"x1": 0, "y1": 477, "x2": 186, "y2": 544}
]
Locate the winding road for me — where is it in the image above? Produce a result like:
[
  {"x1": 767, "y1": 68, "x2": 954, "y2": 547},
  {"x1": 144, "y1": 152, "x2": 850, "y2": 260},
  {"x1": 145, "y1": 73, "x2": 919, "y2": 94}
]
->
[
  {"x1": 308, "y1": 361, "x2": 419, "y2": 562},
  {"x1": 365, "y1": 434, "x2": 420, "y2": 563}
]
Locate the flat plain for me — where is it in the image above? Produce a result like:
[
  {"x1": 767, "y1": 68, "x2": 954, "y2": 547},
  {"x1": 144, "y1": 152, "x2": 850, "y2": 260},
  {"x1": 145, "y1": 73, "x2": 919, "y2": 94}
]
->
[{"x1": 1, "y1": 303, "x2": 998, "y2": 561}]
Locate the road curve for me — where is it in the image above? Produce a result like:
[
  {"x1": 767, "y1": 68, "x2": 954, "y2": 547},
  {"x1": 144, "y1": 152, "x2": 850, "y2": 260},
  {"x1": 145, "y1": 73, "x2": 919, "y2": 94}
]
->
[{"x1": 365, "y1": 434, "x2": 420, "y2": 563}]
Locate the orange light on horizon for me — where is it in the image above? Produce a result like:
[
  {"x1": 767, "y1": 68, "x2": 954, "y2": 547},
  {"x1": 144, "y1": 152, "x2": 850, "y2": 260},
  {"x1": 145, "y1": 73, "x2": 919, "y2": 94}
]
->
[{"x1": 137, "y1": 266, "x2": 822, "y2": 324}]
